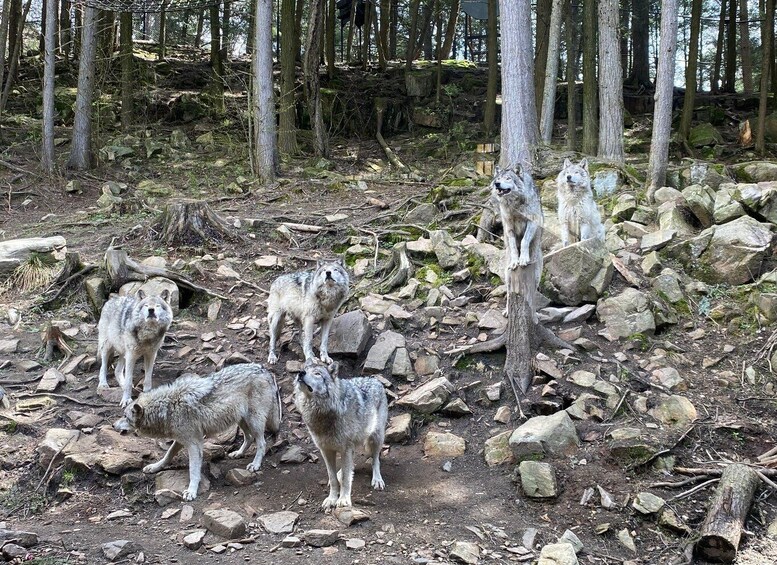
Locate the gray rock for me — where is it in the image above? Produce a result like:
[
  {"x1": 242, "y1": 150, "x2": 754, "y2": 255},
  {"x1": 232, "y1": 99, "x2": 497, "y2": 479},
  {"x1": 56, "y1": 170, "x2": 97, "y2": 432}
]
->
[
  {"x1": 449, "y1": 540, "x2": 480, "y2": 564},
  {"x1": 696, "y1": 216, "x2": 774, "y2": 285},
  {"x1": 640, "y1": 230, "x2": 676, "y2": 252},
  {"x1": 737, "y1": 181, "x2": 777, "y2": 224},
  {"x1": 518, "y1": 461, "x2": 558, "y2": 498},
  {"x1": 617, "y1": 528, "x2": 637, "y2": 553},
  {"x1": 304, "y1": 529, "x2": 340, "y2": 547},
  {"x1": 641, "y1": 251, "x2": 663, "y2": 277},
  {"x1": 755, "y1": 293, "x2": 777, "y2": 321},
  {"x1": 0, "y1": 338, "x2": 19, "y2": 354},
  {"x1": 611, "y1": 193, "x2": 637, "y2": 220},
  {"x1": 37, "y1": 428, "x2": 81, "y2": 469},
  {"x1": 345, "y1": 538, "x2": 366, "y2": 550},
  {"x1": 1, "y1": 543, "x2": 27, "y2": 560},
  {"x1": 332, "y1": 507, "x2": 370, "y2": 526},
  {"x1": 396, "y1": 376, "x2": 453, "y2": 414},
  {"x1": 119, "y1": 277, "x2": 180, "y2": 315},
  {"x1": 385, "y1": 413, "x2": 412, "y2": 443},
  {"x1": 258, "y1": 511, "x2": 299, "y2": 534},
  {"x1": 225, "y1": 468, "x2": 256, "y2": 486},
  {"x1": 423, "y1": 432, "x2": 466, "y2": 458},
  {"x1": 538, "y1": 543, "x2": 579, "y2": 565},
  {"x1": 596, "y1": 288, "x2": 655, "y2": 341},
  {"x1": 281, "y1": 536, "x2": 302, "y2": 547},
  {"x1": 509, "y1": 410, "x2": 580, "y2": 460},
  {"x1": 327, "y1": 311, "x2": 372, "y2": 357},
  {"x1": 429, "y1": 230, "x2": 463, "y2": 269},
  {"x1": 36, "y1": 367, "x2": 66, "y2": 393},
  {"x1": 631, "y1": 205, "x2": 656, "y2": 225},
  {"x1": 652, "y1": 367, "x2": 687, "y2": 391},
  {"x1": 657, "y1": 201, "x2": 695, "y2": 235},
  {"x1": 478, "y1": 309, "x2": 507, "y2": 330},
  {"x1": 442, "y1": 398, "x2": 472, "y2": 415},
  {"x1": 681, "y1": 184, "x2": 715, "y2": 227},
  {"x1": 363, "y1": 330, "x2": 406, "y2": 373},
  {"x1": 732, "y1": 161, "x2": 777, "y2": 183},
  {"x1": 405, "y1": 203, "x2": 439, "y2": 224},
  {"x1": 689, "y1": 122, "x2": 723, "y2": 147},
  {"x1": 359, "y1": 294, "x2": 394, "y2": 315},
  {"x1": 649, "y1": 395, "x2": 698, "y2": 427},
  {"x1": 558, "y1": 530, "x2": 584, "y2": 553},
  {"x1": 654, "y1": 186, "x2": 684, "y2": 205},
  {"x1": 101, "y1": 540, "x2": 141, "y2": 561},
  {"x1": 563, "y1": 303, "x2": 597, "y2": 323},
  {"x1": 183, "y1": 530, "x2": 207, "y2": 550},
  {"x1": 0, "y1": 529, "x2": 38, "y2": 548},
  {"x1": 414, "y1": 354, "x2": 440, "y2": 376},
  {"x1": 682, "y1": 162, "x2": 731, "y2": 189},
  {"x1": 484, "y1": 431, "x2": 514, "y2": 467},
  {"x1": 652, "y1": 271, "x2": 684, "y2": 304},
  {"x1": 391, "y1": 347, "x2": 414, "y2": 378},
  {"x1": 280, "y1": 445, "x2": 307, "y2": 464},
  {"x1": 85, "y1": 276, "x2": 107, "y2": 313},
  {"x1": 541, "y1": 238, "x2": 614, "y2": 306},
  {"x1": 202, "y1": 509, "x2": 246, "y2": 539},
  {"x1": 633, "y1": 492, "x2": 666, "y2": 514},
  {"x1": 155, "y1": 470, "x2": 210, "y2": 504},
  {"x1": 592, "y1": 168, "x2": 620, "y2": 197},
  {"x1": 713, "y1": 186, "x2": 746, "y2": 225}
]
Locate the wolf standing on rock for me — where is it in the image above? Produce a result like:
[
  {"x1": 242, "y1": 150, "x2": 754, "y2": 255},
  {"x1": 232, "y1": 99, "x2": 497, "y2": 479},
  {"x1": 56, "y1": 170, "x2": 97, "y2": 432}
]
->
[
  {"x1": 114, "y1": 363, "x2": 282, "y2": 502},
  {"x1": 295, "y1": 363, "x2": 387, "y2": 509},
  {"x1": 556, "y1": 158, "x2": 606, "y2": 247},
  {"x1": 266, "y1": 259, "x2": 349, "y2": 366},
  {"x1": 97, "y1": 289, "x2": 173, "y2": 407}
]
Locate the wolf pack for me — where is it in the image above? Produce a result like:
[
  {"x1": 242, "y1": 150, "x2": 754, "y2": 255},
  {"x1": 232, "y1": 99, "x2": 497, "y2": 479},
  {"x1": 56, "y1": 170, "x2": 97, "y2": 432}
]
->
[{"x1": 100, "y1": 157, "x2": 603, "y2": 507}]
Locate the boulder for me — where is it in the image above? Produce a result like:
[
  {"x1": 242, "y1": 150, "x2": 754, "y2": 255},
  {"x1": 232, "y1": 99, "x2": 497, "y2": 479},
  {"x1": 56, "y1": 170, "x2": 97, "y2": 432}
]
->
[
  {"x1": 737, "y1": 181, "x2": 777, "y2": 224},
  {"x1": 695, "y1": 216, "x2": 774, "y2": 285},
  {"x1": 423, "y1": 432, "x2": 466, "y2": 458},
  {"x1": 611, "y1": 193, "x2": 637, "y2": 220},
  {"x1": 119, "y1": 277, "x2": 180, "y2": 314},
  {"x1": 518, "y1": 461, "x2": 558, "y2": 498},
  {"x1": 509, "y1": 410, "x2": 580, "y2": 460},
  {"x1": 538, "y1": 543, "x2": 579, "y2": 565},
  {"x1": 713, "y1": 186, "x2": 746, "y2": 224},
  {"x1": 592, "y1": 168, "x2": 620, "y2": 197},
  {"x1": 429, "y1": 230, "x2": 463, "y2": 269},
  {"x1": 484, "y1": 431, "x2": 514, "y2": 467},
  {"x1": 541, "y1": 238, "x2": 614, "y2": 306},
  {"x1": 689, "y1": 123, "x2": 723, "y2": 147},
  {"x1": 596, "y1": 288, "x2": 655, "y2": 341},
  {"x1": 681, "y1": 162, "x2": 731, "y2": 189},
  {"x1": 396, "y1": 376, "x2": 453, "y2": 414},
  {"x1": 385, "y1": 414, "x2": 412, "y2": 443},
  {"x1": 449, "y1": 541, "x2": 480, "y2": 564},
  {"x1": 731, "y1": 161, "x2": 777, "y2": 183},
  {"x1": 640, "y1": 230, "x2": 676, "y2": 252},
  {"x1": 657, "y1": 201, "x2": 695, "y2": 236},
  {"x1": 327, "y1": 310, "x2": 372, "y2": 357},
  {"x1": 653, "y1": 186, "x2": 684, "y2": 205},
  {"x1": 649, "y1": 395, "x2": 698, "y2": 427},
  {"x1": 202, "y1": 508, "x2": 246, "y2": 539},
  {"x1": 363, "y1": 330, "x2": 406, "y2": 373},
  {"x1": 681, "y1": 184, "x2": 715, "y2": 227}
]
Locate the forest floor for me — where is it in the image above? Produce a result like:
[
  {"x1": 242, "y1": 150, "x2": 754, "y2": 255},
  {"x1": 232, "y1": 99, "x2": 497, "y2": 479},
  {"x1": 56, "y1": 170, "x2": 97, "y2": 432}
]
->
[{"x1": 1, "y1": 58, "x2": 777, "y2": 565}]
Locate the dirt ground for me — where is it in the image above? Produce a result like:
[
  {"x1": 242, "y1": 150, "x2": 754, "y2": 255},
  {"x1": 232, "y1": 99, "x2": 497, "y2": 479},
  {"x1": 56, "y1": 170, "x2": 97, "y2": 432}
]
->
[{"x1": 1, "y1": 124, "x2": 777, "y2": 565}]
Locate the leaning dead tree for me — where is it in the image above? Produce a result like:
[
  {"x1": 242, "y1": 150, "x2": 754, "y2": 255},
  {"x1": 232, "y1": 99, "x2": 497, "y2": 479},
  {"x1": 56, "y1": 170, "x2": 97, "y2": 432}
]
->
[{"x1": 153, "y1": 200, "x2": 245, "y2": 248}]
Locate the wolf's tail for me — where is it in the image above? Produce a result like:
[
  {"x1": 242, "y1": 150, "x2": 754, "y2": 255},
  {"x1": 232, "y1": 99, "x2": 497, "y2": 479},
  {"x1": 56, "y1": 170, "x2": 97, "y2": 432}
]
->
[{"x1": 267, "y1": 372, "x2": 283, "y2": 435}]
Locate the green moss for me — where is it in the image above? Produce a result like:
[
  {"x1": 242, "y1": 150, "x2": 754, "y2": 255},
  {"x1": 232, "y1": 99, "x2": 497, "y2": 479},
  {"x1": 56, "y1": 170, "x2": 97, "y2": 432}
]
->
[{"x1": 626, "y1": 333, "x2": 650, "y2": 352}]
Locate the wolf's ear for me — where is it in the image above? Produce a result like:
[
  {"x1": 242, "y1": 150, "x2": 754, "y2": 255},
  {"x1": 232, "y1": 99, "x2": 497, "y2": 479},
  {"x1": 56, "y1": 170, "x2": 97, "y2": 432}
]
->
[
  {"x1": 296, "y1": 371, "x2": 307, "y2": 381},
  {"x1": 514, "y1": 164, "x2": 523, "y2": 176},
  {"x1": 136, "y1": 289, "x2": 146, "y2": 300},
  {"x1": 160, "y1": 289, "x2": 170, "y2": 303},
  {"x1": 579, "y1": 157, "x2": 589, "y2": 171},
  {"x1": 563, "y1": 158, "x2": 573, "y2": 169},
  {"x1": 132, "y1": 403, "x2": 143, "y2": 420},
  {"x1": 494, "y1": 164, "x2": 501, "y2": 176}
]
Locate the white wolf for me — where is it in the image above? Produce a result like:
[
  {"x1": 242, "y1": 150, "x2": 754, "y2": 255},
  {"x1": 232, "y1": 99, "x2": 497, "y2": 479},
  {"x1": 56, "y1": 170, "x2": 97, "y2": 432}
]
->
[{"x1": 556, "y1": 158, "x2": 605, "y2": 247}]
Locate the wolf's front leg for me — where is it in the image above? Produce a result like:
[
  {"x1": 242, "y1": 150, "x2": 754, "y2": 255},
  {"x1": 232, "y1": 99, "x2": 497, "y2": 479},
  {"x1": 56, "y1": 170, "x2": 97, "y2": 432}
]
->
[
  {"x1": 143, "y1": 440, "x2": 183, "y2": 474},
  {"x1": 142, "y1": 348, "x2": 158, "y2": 392},
  {"x1": 120, "y1": 352, "x2": 137, "y2": 408},
  {"x1": 97, "y1": 345, "x2": 112, "y2": 390},
  {"x1": 318, "y1": 316, "x2": 334, "y2": 365},
  {"x1": 518, "y1": 222, "x2": 538, "y2": 267},
  {"x1": 301, "y1": 317, "x2": 317, "y2": 363},
  {"x1": 504, "y1": 224, "x2": 521, "y2": 271},
  {"x1": 182, "y1": 441, "x2": 204, "y2": 501},
  {"x1": 559, "y1": 216, "x2": 570, "y2": 247},
  {"x1": 336, "y1": 448, "x2": 354, "y2": 508},
  {"x1": 320, "y1": 448, "x2": 340, "y2": 510}
]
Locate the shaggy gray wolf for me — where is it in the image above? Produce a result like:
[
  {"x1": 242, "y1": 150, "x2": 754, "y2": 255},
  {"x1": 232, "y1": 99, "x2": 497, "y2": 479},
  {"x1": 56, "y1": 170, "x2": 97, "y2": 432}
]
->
[
  {"x1": 294, "y1": 363, "x2": 387, "y2": 509},
  {"x1": 556, "y1": 157, "x2": 606, "y2": 247},
  {"x1": 491, "y1": 165, "x2": 544, "y2": 314},
  {"x1": 97, "y1": 289, "x2": 173, "y2": 408},
  {"x1": 267, "y1": 260, "x2": 349, "y2": 366},
  {"x1": 113, "y1": 363, "x2": 282, "y2": 501}
]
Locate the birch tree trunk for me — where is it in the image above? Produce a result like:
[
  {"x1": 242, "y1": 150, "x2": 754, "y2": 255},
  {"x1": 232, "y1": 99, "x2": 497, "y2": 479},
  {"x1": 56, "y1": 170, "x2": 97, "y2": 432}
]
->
[
  {"x1": 279, "y1": 0, "x2": 298, "y2": 155},
  {"x1": 120, "y1": 12, "x2": 133, "y2": 131},
  {"x1": 483, "y1": 0, "x2": 498, "y2": 136},
  {"x1": 498, "y1": 0, "x2": 538, "y2": 169},
  {"x1": 646, "y1": 0, "x2": 679, "y2": 200},
  {"x1": 756, "y1": 0, "x2": 775, "y2": 154},
  {"x1": 739, "y1": 0, "x2": 753, "y2": 92},
  {"x1": 597, "y1": 0, "x2": 623, "y2": 162},
  {"x1": 679, "y1": 0, "x2": 702, "y2": 148},
  {"x1": 41, "y1": 0, "x2": 57, "y2": 173},
  {"x1": 539, "y1": 0, "x2": 563, "y2": 144},
  {"x1": 252, "y1": 0, "x2": 277, "y2": 181},
  {"x1": 304, "y1": 0, "x2": 328, "y2": 156},
  {"x1": 581, "y1": 0, "x2": 598, "y2": 155},
  {"x1": 67, "y1": 5, "x2": 97, "y2": 170}
]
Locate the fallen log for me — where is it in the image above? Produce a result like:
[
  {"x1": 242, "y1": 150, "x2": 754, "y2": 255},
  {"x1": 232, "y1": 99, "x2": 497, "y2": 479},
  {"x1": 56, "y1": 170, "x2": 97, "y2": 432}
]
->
[
  {"x1": 0, "y1": 236, "x2": 67, "y2": 276},
  {"x1": 694, "y1": 463, "x2": 759, "y2": 563},
  {"x1": 375, "y1": 97, "x2": 408, "y2": 171}
]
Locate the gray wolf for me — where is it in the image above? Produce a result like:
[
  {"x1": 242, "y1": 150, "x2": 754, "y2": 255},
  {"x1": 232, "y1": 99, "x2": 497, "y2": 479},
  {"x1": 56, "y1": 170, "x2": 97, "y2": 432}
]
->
[
  {"x1": 267, "y1": 260, "x2": 349, "y2": 366},
  {"x1": 113, "y1": 363, "x2": 282, "y2": 501},
  {"x1": 294, "y1": 363, "x2": 387, "y2": 509},
  {"x1": 556, "y1": 158, "x2": 605, "y2": 247},
  {"x1": 97, "y1": 289, "x2": 173, "y2": 408},
  {"x1": 491, "y1": 165, "x2": 544, "y2": 314}
]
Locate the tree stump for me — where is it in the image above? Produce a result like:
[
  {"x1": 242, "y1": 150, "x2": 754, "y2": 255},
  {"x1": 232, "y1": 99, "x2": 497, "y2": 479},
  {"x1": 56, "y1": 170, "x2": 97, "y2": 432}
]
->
[
  {"x1": 153, "y1": 201, "x2": 243, "y2": 248},
  {"x1": 695, "y1": 463, "x2": 759, "y2": 563}
]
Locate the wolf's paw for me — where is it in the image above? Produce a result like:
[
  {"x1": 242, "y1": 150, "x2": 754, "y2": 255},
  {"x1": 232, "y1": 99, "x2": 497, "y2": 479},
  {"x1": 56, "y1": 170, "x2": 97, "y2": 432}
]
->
[
  {"x1": 508, "y1": 259, "x2": 519, "y2": 271},
  {"x1": 335, "y1": 495, "x2": 352, "y2": 508},
  {"x1": 319, "y1": 353, "x2": 333, "y2": 365},
  {"x1": 119, "y1": 396, "x2": 132, "y2": 408},
  {"x1": 517, "y1": 255, "x2": 530, "y2": 267},
  {"x1": 142, "y1": 464, "x2": 161, "y2": 474},
  {"x1": 267, "y1": 352, "x2": 279, "y2": 365},
  {"x1": 182, "y1": 489, "x2": 197, "y2": 502},
  {"x1": 371, "y1": 477, "x2": 386, "y2": 491},
  {"x1": 97, "y1": 382, "x2": 109, "y2": 391},
  {"x1": 246, "y1": 461, "x2": 262, "y2": 472},
  {"x1": 142, "y1": 383, "x2": 153, "y2": 392},
  {"x1": 322, "y1": 495, "x2": 338, "y2": 510},
  {"x1": 227, "y1": 450, "x2": 243, "y2": 460}
]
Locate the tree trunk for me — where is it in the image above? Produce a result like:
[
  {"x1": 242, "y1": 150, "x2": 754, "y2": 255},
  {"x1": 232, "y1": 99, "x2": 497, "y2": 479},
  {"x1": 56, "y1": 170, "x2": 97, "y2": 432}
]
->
[
  {"x1": 756, "y1": 0, "x2": 775, "y2": 154},
  {"x1": 120, "y1": 12, "x2": 133, "y2": 131},
  {"x1": 304, "y1": 0, "x2": 328, "y2": 156},
  {"x1": 695, "y1": 464, "x2": 759, "y2": 562},
  {"x1": 379, "y1": 0, "x2": 390, "y2": 68},
  {"x1": 252, "y1": 0, "x2": 277, "y2": 182},
  {"x1": 628, "y1": 0, "x2": 649, "y2": 86},
  {"x1": 712, "y1": 0, "x2": 726, "y2": 93},
  {"x1": 597, "y1": 0, "x2": 623, "y2": 162},
  {"x1": 209, "y1": 2, "x2": 225, "y2": 112},
  {"x1": 41, "y1": 0, "x2": 57, "y2": 173},
  {"x1": 645, "y1": 0, "x2": 678, "y2": 201},
  {"x1": 0, "y1": 0, "x2": 32, "y2": 116},
  {"x1": 73, "y1": 2, "x2": 81, "y2": 57},
  {"x1": 7, "y1": 0, "x2": 20, "y2": 79},
  {"x1": 581, "y1": 0, "x2": 598, "y2": 155},
  {"x1": 246, "y1": 0, "x2": 256, "y2": 53},
  {"x1": 565, "y1": 0, "x2": 579, "y2": 150},
  {"x1": 59, "y1": 0, "x2": 71, "y2": 58},
  {"x1": 372, "y1": 0, "x2": 384, "y2": 68},
  {"x1": 534, "y1": 0, "x2": 551, "y2": 115},
  {"x1": 0, "y1": 0, "x2": 12, "y2": 102},
  {"x1": 221, "y1": 0, "x2": 230, "y2": 61},
  {"x1": 679, "y1": 0, "x2": 702, "y2": 148},
  {"x1": 739, "y1": 0, "x2": 753, "y2": 92},
  {"x1": 195, "y1": 8, "x2": 204, "y2": 47},
  {"x1": 539, "y1": 0, "x2": 563, "y2": 143},
  {"x1": 389, "y1": 0, "x2": 398, "y2": 59},
  {"x1": 619, "y1": 0, "x2": 629, "y2": 77},
  {"x1": 326, "y1": 0, "x2": 335, "y2": 75},
  {"x1": 499, "y1": 0, "x2": 538, "y2": 169},
  {"x1": 361, "y1": 0, "x2": 373, "y2": 68},
  {"x1": 279, "y1": 0, "x2": 298, "y2": 155},
  {"x1": 294, "y1": 0, "x2": 304, "y2": 59},
  {"x1": 346, "y1": 0, "x2": 357, "y2": 62},
  {"x1": 723, "y1": 0, "x2": 737, "y2": 92},
  {"x1": 158, "y1": 7, "x2": 167, "y2": 60},
  {"x1": 483, "y1": 0, "x2": 498, "y2": 136},
  {"x1": 405, "y1": 0, "x2": 422, "y2": 69},
  {"x1": 440, "y1": 0, "x2": 460, "y2": 59},
  {"x1": 67, "y1": 5, "x2": 97, "y2": 170}
]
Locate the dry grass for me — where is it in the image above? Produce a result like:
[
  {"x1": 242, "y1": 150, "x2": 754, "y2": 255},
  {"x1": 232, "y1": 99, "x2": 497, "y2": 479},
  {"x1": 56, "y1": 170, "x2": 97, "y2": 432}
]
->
[
  {"x1": 1, "y1": 255, "x2": 59, "y2": 295},
  {"x1": 735, "y1": 537, "x2": 777, "y2": 564}
]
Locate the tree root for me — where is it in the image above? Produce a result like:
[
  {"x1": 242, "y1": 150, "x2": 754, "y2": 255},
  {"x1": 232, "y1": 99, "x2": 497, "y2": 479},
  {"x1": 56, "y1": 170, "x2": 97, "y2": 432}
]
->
[{"x1": 377, "y1": 242, "x2": 414, "y2": 294}]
